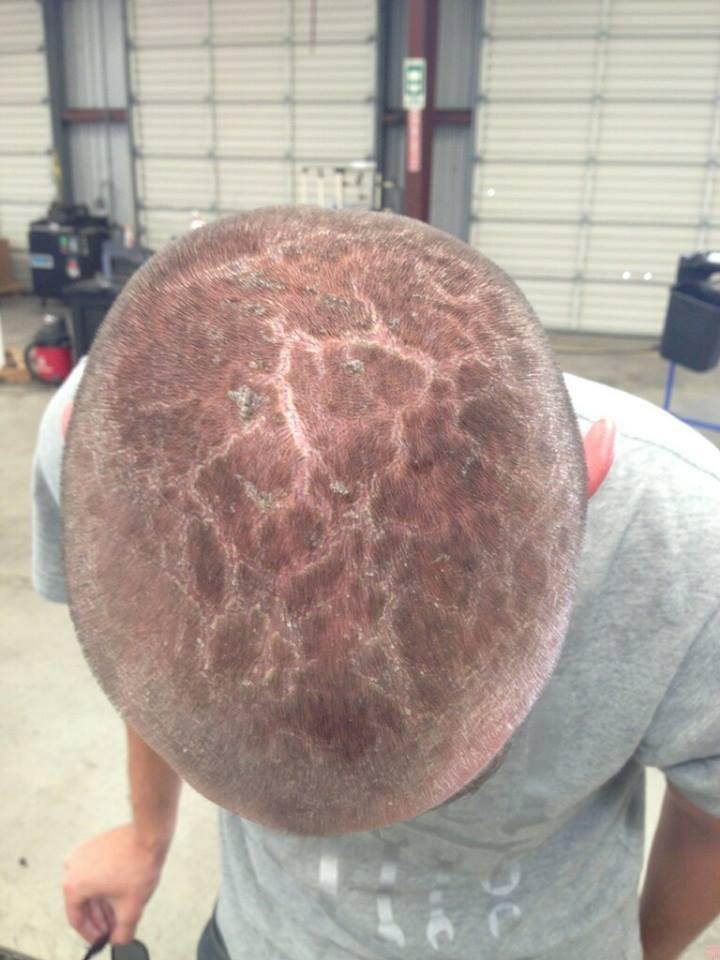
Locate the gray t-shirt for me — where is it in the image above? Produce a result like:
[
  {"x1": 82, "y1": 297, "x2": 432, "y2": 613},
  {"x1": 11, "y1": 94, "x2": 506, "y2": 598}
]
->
[{"x1": 32, "y1": 363, "x2": 720, "y2": 960}]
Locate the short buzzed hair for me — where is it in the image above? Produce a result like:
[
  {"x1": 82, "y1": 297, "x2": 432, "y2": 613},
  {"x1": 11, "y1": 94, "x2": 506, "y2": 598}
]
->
[{"x1": 62, "y1": 208, "x2": 586, "y2": 835}]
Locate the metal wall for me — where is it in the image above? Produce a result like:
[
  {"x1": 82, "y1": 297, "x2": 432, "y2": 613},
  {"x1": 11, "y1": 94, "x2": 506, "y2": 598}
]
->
[
  {"x1": 0, "y1": 1, "x2": 54, "y2": 288},
  {"x1": 471, "y1": 0, "x2": 720, "y2": 335},
  {"x1": 127, "y1": 0, "x2": 379, "y2": 249},
  {"x1": 62, "y1": 0, "x2": 135, "y2": 228},
  {"x1": 430, "y1": 0, "x2": 479, "y2": 239},
  {"x1": 381, "y1": 0, "x2": 480, "y2": 241}
]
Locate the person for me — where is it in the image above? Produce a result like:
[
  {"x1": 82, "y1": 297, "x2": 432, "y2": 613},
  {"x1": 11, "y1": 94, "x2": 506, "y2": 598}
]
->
[{"x1": 31, "y1": 208, "x2": 720, "y2": 960}]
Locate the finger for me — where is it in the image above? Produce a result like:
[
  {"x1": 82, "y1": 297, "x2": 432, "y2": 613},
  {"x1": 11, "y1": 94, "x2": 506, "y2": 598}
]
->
[
  {"x1": 110, "y1": 920, "x2": 137, "y2": 946},
  {"x1": 100, "y1": 900, "x2": 116, "y2": 930},
  {"x1": 98, "y1": 898, "x2": 116, "y2": 935},
  {"x1": 65, "y1": 898, "x2": 102, "y2": 943},
  {"x1": 63, "y1": 870, "x2": 101, "y2": 941},
  {"x1": 87, "y1": 899, "x2": 111, "y2": 937},
  {"x1": 110, "y1": 906, "x2": 139, "y2": 946}
]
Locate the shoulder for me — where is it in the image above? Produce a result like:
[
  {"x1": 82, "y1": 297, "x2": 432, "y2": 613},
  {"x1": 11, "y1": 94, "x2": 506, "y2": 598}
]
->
[
  {"x1": 565, "y1": 373, "x2": 720, "y2": 557},
  {"x1": 34, "y1": 357, "x2": 88, "y2": 501},
  {"x1": 566, "y1": 372, "x2": 720, "y2": 552},
  {"x1": 565, "y1": 373, "x2": 720, "y2": 657},
  {"x1": 564, "y1": 372, "x2": 720, "y2": 484}
]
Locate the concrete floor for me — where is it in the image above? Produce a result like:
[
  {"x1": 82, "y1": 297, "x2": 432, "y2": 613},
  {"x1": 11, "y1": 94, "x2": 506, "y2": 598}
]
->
[{"x1": 1, "y1": 292, "x2": 719, "y2": 959}]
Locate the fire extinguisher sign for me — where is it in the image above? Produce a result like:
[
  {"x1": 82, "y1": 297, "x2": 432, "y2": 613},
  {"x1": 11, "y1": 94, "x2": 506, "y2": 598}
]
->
[{"x1": 402, "y1": 58, "x2": 426, "y2": 111}]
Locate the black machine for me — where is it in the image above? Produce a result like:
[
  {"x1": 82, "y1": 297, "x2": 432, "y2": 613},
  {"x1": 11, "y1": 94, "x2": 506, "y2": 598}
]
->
[
  {"x1": 101, "y1": 240, "x2": 154, "y2": 285},
  {"x1": 661, "y1": 251, "x2": 720, "y2": 372},
  {"x1": 61, "y1": 241, "x2": 153, "y2": 362},
  {"x1": 62, "y1": 278, "x2": 123, "y2": 362},
  {"x1": 29, "y1": 203, "x2": 111, "y2": 299}
]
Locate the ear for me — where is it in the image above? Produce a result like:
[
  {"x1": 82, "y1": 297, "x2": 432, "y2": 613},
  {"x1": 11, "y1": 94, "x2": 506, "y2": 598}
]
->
[
  {"x1": 584, "y1": 419, "x2": 616, "y2": 499},
  {"x1": 61, "y1": 400, "x2": 74, "y2": 439}
]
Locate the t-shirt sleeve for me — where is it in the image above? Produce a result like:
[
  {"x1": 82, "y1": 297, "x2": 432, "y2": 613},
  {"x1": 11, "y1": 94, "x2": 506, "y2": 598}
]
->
[
  {"x1": 30, "y1": 358, "x2": 87, "y2": 604},
  {"x1": 31, "y1": 454, "x2": 68, "y2": 603},
  {"x1": 635, "y1": 602, "x2": 720, "y2": 817}
]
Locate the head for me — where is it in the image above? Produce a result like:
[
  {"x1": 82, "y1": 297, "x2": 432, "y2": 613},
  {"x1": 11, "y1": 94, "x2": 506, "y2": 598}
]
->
[{"x1": 62, "y1": 208, "x2": 604, "y2": 835}]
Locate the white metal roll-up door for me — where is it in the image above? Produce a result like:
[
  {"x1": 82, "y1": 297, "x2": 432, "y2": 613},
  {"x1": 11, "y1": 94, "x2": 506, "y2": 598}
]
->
[
  {"x1": 0, "y1": 1, "x2": 53, "y2": 289},
  {"x1": 127, "y1": 0, "x2": 378, "y2": 251},
  {"x1": 471, "y1": 0, "x2": 720, "y2": 334}
]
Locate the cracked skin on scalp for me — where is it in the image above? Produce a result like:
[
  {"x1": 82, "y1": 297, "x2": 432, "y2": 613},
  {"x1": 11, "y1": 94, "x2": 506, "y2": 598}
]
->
[{"x1": 61, "y1": 207, "x2": 587, "y2": 835}]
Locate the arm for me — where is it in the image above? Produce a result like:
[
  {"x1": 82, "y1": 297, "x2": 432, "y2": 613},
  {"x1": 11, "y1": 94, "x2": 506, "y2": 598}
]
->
[
  {"x1": 63, "y1": 723, "x2": 182, "y2": 945},
  {"x1": 640, "y1": 782, "x2": 720, "y2": 960},
  {"x1": 31, "y1": 381, "x2": 183, "y2": 942},
  {"x1": 127, "y1": 722, "x2": 182, "y2": 852}
]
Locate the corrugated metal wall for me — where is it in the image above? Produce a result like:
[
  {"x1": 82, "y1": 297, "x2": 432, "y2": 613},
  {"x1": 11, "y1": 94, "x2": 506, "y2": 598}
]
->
[
  {"x1": 9, "y1": 0, "x2": 715, "y2": 335},
  {"x1": 471, "y1": 0, "x2": 720, "y2": 335},
  {"x1": 127, "y1": 0, "x2": 379, "y2": 249},
  {"x1": 430, "y1": 0, "x2": 479, "y2": 239},
  {"x1": 381, "y1": 0, "x2": 480, "y2": 241},
  {"x1": 0, "y1": 0, "x2": 54, "y2": 288},
  {"x1": 62, "y1": 0, "x2": 135, "y2": 228}
]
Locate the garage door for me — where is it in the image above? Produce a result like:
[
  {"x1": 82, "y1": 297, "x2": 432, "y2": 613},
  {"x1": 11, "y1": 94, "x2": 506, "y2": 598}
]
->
[
  {"x1": 471, "y1": 0, "x2": 720, "y2": 334},
  {"x1": 0, "y1": 1, "x2": 54, "y2": 289},
  {"x1": 126, "y1": 0, "x2": 378, "y2": 250}
]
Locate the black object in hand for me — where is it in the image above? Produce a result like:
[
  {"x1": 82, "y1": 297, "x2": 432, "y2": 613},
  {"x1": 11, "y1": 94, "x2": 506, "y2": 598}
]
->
[
  {"x1": 81, "y1": 935, "x2": 149, "y2": 960},
  {"x1": 81, "y1": 933, "x2": 109, "y2": 960}
]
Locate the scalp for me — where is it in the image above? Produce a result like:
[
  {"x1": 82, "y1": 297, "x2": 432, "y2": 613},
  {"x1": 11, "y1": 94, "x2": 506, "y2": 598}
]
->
[{"x1": 62, "y1": 208, "x2": 586, "y2": 833}]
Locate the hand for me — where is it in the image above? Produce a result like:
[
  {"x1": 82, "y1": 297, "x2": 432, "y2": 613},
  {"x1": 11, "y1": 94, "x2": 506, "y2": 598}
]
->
[{"x1": 63, "y1": 823, "x2": 168, "y2": 945}]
